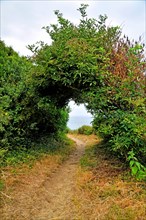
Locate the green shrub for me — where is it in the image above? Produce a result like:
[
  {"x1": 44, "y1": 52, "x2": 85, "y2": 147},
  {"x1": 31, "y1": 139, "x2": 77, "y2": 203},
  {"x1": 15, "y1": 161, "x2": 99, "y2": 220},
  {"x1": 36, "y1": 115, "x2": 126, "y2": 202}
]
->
[
  {"x1": 0, "y1": 135, "x2": 73, "y2": 167},
  {"x1": 78, "y1": 125, "x2": 93, "y2": 135},
  {"x1": 1, "y1": 4, "x2": 146, "y2": 180},
  {"x1": 0, "y1": 41, "x2": 69, "y2": 150}
]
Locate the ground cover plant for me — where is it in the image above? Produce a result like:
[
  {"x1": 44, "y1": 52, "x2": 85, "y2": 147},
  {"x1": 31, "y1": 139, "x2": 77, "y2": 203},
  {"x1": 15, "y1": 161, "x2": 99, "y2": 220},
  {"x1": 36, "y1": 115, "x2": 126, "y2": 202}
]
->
[{"x1": 0, "y1": 4, "x2": 146, "y2": 180}]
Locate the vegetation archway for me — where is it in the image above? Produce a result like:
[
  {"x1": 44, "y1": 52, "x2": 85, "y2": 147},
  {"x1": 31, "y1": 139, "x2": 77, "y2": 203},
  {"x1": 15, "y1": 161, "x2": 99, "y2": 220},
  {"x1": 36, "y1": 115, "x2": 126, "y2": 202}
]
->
[{"x1": 1, "y1": 5, "x2": 146, "y2": 178}]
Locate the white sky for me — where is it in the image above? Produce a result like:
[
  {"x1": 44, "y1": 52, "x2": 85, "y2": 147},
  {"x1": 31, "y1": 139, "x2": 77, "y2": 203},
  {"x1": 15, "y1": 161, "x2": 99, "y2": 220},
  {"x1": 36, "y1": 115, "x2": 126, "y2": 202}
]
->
[
  {"x1": 1, "y1": 0, "x2": 146, "y2": 117},
  {"x1": 69, "y1": 101, "x2": 92, "y2": 117}
]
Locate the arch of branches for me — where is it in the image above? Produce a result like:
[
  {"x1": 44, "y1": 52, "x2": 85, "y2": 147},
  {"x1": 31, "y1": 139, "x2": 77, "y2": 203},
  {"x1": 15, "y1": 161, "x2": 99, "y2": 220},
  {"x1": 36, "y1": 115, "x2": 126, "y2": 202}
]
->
[{"x1": 1, "y1": 5, "x2": 146, "y2": 177}]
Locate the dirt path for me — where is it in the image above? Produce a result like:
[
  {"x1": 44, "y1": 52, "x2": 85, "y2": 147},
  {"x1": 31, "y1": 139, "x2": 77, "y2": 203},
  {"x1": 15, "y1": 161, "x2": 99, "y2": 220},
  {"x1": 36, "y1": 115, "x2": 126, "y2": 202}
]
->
[
  {"x1": 1, "y1": 135, "x2": 87, "y2": 220},
  {"x1": 1, "y1": 135, "x2": 146, "y2": 219},
  {"x1": 30, "y1": 135, "x2": 86, "y2": 220}
]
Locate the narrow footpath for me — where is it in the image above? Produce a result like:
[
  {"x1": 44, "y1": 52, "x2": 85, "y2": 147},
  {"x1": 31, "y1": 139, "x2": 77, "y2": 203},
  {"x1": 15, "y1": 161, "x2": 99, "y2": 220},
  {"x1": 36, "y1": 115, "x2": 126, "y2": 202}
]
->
[
  {"x1": 1, "y1": 135, "x2": 146, "y2": 220},
  {"x1": 30, "y1": 135, "x2": 86, "y2": 220},
  {"x1": 1, "y1": 135, "x2": 87, "y2": 220}
]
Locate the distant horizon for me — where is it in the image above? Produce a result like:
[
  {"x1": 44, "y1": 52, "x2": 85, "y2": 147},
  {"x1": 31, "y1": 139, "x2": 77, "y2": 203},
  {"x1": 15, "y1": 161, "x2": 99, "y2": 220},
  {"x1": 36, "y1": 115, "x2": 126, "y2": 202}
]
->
[{"x1": 67, "y1": 115, "x2": 93, "y2": 130}]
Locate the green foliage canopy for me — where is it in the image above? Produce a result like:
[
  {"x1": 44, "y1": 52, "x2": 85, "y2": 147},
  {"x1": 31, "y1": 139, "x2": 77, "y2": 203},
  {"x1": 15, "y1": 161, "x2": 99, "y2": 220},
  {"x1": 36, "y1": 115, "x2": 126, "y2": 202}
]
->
[{"x1": 1, "y1": 5, "x2": 146, "y2": 178}]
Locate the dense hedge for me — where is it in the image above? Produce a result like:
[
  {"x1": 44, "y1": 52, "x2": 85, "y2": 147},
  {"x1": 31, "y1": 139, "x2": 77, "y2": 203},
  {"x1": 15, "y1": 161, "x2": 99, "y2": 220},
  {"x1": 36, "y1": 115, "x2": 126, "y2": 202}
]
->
[
  {"x1": 0, "y1": 41, "x2": 69, "y2": 152},
  {"x1": 0, "y1": 5, "x2": 146, "y2": 178}
]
